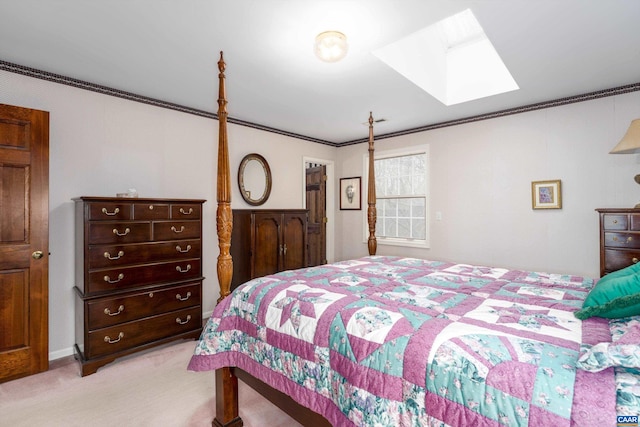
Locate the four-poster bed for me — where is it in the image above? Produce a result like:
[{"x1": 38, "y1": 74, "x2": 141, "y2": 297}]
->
[{"x1": 189, "y1": 52, "x2": 640, "y2": 426}]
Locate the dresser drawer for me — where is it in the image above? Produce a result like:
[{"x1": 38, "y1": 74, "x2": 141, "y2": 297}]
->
[
  {"x1": 85, "y1": 306, "x2": 201, "y2": 359},
  {"x1": 88, "y1": 240, "x2": 201, "y2": 269},
  {"x1": 171, "y1": 204, "x2": 201, "y2": 220},
  {"x1": 86, "y1": 282, "x2": 201, "y2": 329},
  {"x1": 86, "y1": 259, "x2": 201, "y2": 294},
  {"x1": 133, "y1": 203, "x2": 170, "y2": 220},
  {"x1": 631, "y1": 215, "x2": 640, "y2": 231},
  {"x1": 603, "y1": 214, "x2": 629, "y2": 230},
  {"x1": 153, "y1": 221, "x2": 201, "y2": 241},
  {"x1": 604, "y1": 249, "x2": 640, "y2": 273},
  {"x1": 88, "y1": 202, "x2": 132, "y2": 221},
  {"x1": 88, "y1": 222, "x2": 151, "y2": 244},
  {"x1": 604, "y1": 232, "x2": 640, "y2": 249}
]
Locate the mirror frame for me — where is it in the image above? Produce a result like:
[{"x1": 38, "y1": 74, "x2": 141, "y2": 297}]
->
[{"x1": 238, "y1": 153, "x2": 272, "y2": 206}]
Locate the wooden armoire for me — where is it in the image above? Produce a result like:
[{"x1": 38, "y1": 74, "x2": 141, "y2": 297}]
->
[{"x1": 230, "y1": 209, "x2": 308, "y2": 289}]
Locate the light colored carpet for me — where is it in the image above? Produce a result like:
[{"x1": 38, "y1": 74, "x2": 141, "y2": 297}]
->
[{"x1": 0, "y1": 341, "x2": 302, "y2": 427}]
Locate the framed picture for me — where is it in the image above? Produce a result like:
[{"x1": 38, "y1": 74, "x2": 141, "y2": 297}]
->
[
  {"x1": 532, "y1": 180, "x2": 562, "y2": 209},
  {"x1": 340, "y1": 177, "x2": 361, "y2": 210}
]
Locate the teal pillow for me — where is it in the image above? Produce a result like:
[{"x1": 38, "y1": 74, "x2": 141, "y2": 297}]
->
[
  {"x1": 575, "y1": 267, "x2": 640, "y2": 319},
  {"x1": 601, "y1": 261, "x2": 640, "y2": 280}
]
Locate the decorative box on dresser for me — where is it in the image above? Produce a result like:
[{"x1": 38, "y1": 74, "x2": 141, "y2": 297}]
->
[
  {"x1": 73, "y1": 197, "x2": 205, "y2": 376},
  {"x1": 596, "y1": 208, "x2": 640, "y2": 277},
  {"x1": 230, "y1": 209, "x2": 308, "y2": 289}
]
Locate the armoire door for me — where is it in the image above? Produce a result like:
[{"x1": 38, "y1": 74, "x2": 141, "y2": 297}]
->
[
  {"x1": 0, "y1": 104, "x2": 49, "y2": 383},
  {"x1": 253, "y1": 212, "x2": 281, "y2": 278},
  {"x1": 282, "y1": 213, "x2": 307, "y2": 271}
]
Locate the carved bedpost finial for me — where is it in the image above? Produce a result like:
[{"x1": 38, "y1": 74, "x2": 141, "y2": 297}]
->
[
  {"x1": 218, "y1": 51, "x2": 225, "y2": 73},
  {"x1": 216, "y1": 51, "x2": 233, "y2": 303},
  {"x1": 367, "y1": 112, "x2": 377, "y2": 256}
]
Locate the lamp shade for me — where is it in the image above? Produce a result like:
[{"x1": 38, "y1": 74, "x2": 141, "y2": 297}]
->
[
  {"x1": 314, "y1": 31, "x2": 348, "y2": 63},
  {"x1": 610, "y1": 119, "x2": 640, "y2": 154}
]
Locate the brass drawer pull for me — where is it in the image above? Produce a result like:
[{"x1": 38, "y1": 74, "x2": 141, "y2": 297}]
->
[
  {"x1": 633, "y1": 258, "x2": 639, "y2": 264},
  {"x1": 112, "y1": 227, "x2": 130, "y2": 236},
  {"x1": 102, "y1": 207, "x2": 120, "y2": 216},
  {"x1": 176, "y1": 292, "x2": 192, "y2": 301},
  {"x1": 176, "y1": 315, "x2": 192, "y2": 325},
  {"x1": 104, "y1": 273, "x2": 124, "y2": 283},
  {"x1": 176, "y1": 264, "x2": 192, "y2": 273},
  {"x1": 104, "y1": 332, "x2": 124, "y2": 344},
  {"x1": 171, "y1": 225, "x2": 185, "y2": 233},
  {"x1": 628, "y1": 237, "x2": 634, "y2": 243},
  {"x1": 175, "y1": 244, "x2": 192, "y2": 253},
  {"x1": 104, "y1": 305, "x2": 125, "y2": 316},
  {"x1": 179, "y1": 207, "x2": 193, "y2": 215},
  {"x1": 104, "y1": 250, "x2": 125, "y2": 260}
]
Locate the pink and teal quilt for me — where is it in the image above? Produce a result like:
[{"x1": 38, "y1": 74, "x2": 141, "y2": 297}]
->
[{"x1": 188, "y1": 256, "x2": 623, "y2": 426}]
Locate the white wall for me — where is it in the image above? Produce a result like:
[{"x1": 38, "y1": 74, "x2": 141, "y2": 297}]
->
[
  {"x1": 0, "y1": 70, "x2": 336, "y2": 360},
  {"x1": 336, "y1": 90, "x2": 640, "y2": 279}
]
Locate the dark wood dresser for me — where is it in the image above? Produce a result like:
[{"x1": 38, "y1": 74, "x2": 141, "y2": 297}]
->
[
  {"x1": 596, "y1": 208, "x2": 640, "y2": 277},
  {"x1": 73, "y1": 196, "x2": 205, "y2": 376},
  {"x1": 231, "y1": 209, "x2": 307, "y2": 289}
]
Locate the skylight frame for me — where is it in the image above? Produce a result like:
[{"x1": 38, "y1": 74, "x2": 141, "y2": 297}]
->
[{"x1": 373, "y1": 9, "x2": 519, "y2": 106}]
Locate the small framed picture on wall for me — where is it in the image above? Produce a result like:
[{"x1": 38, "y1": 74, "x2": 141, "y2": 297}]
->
[
  {"x1": 340, "y1": 177, "x2": 361, "y2": 210},
  {"x1": 532, "y1": 180, "x2": 562, "y2": 209}
]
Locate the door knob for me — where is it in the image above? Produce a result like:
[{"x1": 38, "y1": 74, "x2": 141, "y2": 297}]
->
[{"x1": 32, "y1": 250, "x2": 44, "y2": 259}]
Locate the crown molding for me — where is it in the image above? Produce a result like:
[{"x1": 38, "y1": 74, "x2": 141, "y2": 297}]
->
[{"x1": 2, "y1": 60, "x2": 638, "y2": 148}]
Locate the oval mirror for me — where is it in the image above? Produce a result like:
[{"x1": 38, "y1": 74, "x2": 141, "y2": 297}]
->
[{"x1": 238, "y1": 153, "x2": 272, "y2": 206}]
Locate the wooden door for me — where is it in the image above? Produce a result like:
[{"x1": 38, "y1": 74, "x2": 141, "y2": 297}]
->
[
  {"x1": 253, "y1": 212, "x2": 281, "y2": 278},
  {"x1": 282, "y1": 213, "x2": 307, "y2": 271},
  {"x1": 0, "y1": 104, "x2": 49, "y2": 383},
  {"x1": 305, "y1": 165, "x2": 326, "y2": 266}
]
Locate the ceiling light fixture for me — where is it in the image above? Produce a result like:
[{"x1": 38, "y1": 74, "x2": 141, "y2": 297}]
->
[{"x1": 314, "y1": 31, "x2": 348, "y2": 63}]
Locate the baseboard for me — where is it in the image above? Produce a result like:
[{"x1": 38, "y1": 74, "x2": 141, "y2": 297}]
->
[
  {"x1": 47, "y1": 311, "x2": 214, "y2": 362},
  {"x1": 49, "y1": 347, "x2": 75, "y2": 362}
]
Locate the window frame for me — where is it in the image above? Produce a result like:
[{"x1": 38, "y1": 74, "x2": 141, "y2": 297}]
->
[{"x1": 362, "y1": 144, "x2": 430, "y2": 249}]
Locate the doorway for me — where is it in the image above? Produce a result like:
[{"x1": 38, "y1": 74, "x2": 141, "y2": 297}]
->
[{"x1": 303, "y1": 158, "x2": 334, "y2": 266}]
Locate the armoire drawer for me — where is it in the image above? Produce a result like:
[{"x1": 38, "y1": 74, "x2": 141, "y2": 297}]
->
[
  {"x1": 88, "y1": 240, "x2": 201, "y2": 269},
  {"x1": 133, "y1": 203, "x2": 170, "y2": 220},
  {"x1": 171, "y1": 204, "x2": 202, "y2": 220},
  {"x1": 86, "y1": 282, "x2": 201, "y2": 329},
  {"x1": 85, "y1": 306, "x2": 201, "y2": 359},
  {"x1": 86, "y1": 259, "x2": 201, "y2": 294},
  {"x1": 88, "y1": 202, "x2": 132, "y2": 221},
  {"x1": 152, "y1": 221, "x2": 201, "y2": 241},
  {"x1": 88, "y1": 222, "x2": 152, "y2": 244}
]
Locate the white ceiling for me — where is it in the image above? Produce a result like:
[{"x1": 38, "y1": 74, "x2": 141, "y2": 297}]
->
[{"x1": 1, "y1": 1, "x2": 639, "y2": 145}]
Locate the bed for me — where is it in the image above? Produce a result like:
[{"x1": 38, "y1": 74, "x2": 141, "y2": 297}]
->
[{"x1": 188, "y1": 52, "x2": 640, "y2": 426}]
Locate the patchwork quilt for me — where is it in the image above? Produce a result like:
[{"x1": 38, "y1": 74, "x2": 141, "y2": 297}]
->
[{"x1": 188, "y1": 256, "x2": 622, "y2": 426}]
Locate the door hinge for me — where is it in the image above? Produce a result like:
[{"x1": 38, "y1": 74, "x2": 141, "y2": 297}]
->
[
  {"x1": 323, "y1": 217, "x2": 328, "y2": 223},
  {"x1": 322, "y1": 175, "x2": 327, "y2": 181}
]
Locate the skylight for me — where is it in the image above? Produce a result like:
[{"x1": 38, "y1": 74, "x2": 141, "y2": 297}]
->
[{"x1": 373, "y1": 9, "x2": 518, "y2": 106}]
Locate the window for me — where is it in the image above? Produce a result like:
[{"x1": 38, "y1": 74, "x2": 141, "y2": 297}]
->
[{"x1": 365, "y1": 146, "x2": 429, "y2": 248}]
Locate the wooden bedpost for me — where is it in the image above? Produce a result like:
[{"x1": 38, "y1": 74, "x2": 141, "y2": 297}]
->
[
  {"x1": 367, "y1": 112, "x2": 377, "y2": 256},
  {"x1": 213, "y1": 51, "x2": 243, "y2": 427},
  {"x1": 216, "y1": 51, "x2": 233, "y2": 304}
]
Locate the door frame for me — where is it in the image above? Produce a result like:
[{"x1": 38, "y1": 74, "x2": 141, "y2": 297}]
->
[{"x1": 302, "y1": 157, "x2": 334, "y2": 264}]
